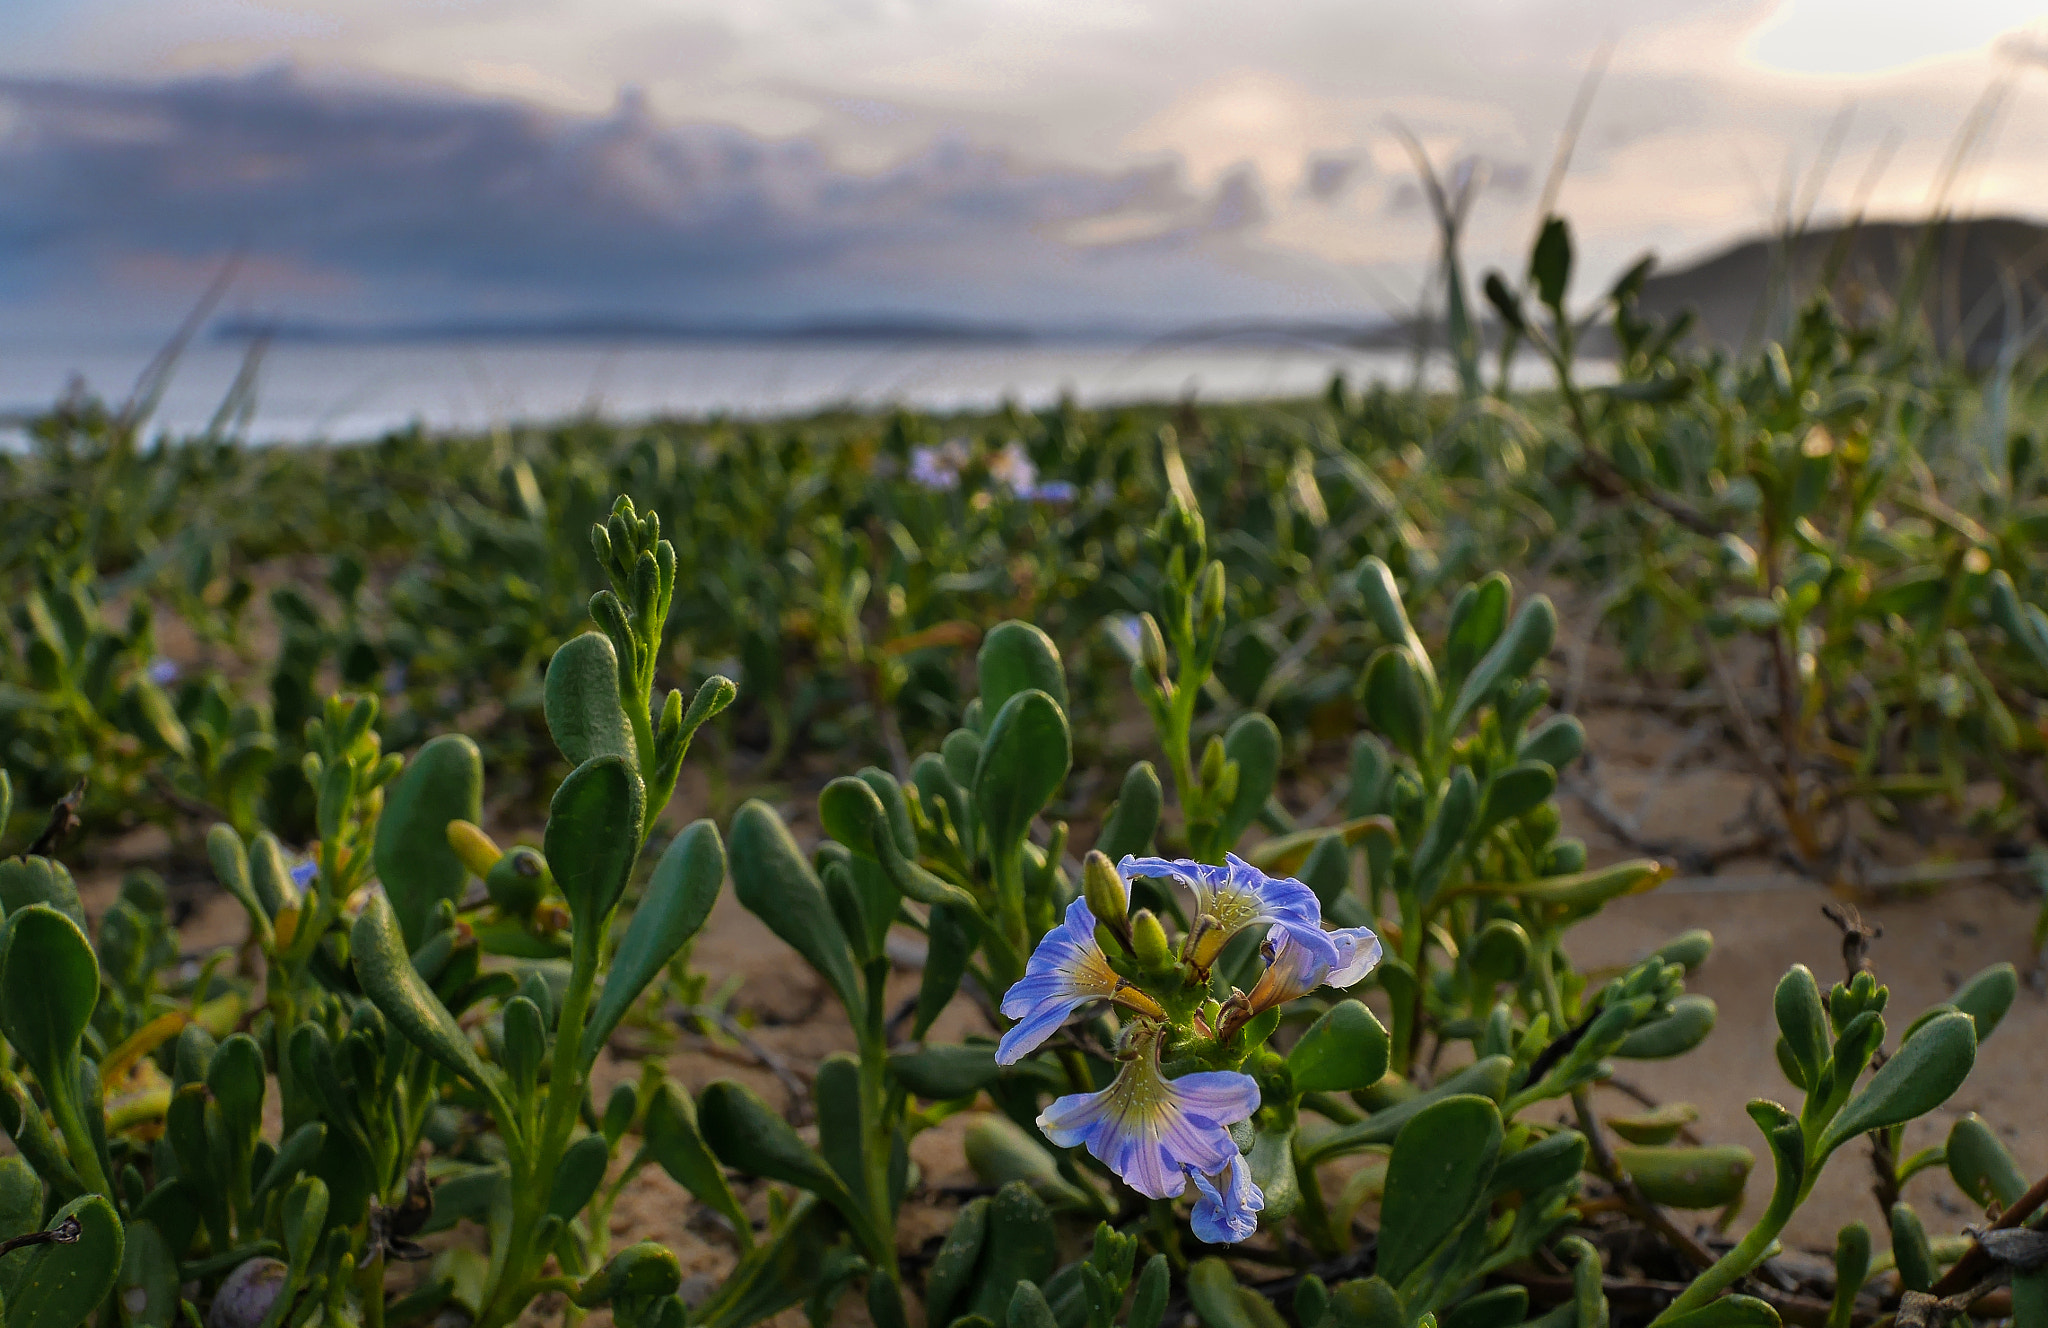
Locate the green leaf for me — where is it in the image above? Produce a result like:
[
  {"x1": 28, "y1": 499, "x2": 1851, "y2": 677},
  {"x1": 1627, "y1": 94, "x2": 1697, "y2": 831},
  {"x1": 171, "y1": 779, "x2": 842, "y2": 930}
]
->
[
  {"x1": 696, "y1": 1080, "x2": 883, "y2": 1262},
  {"x1": 545, "y1": 754, "x2": 646, "y2": 934},
  {"x1": 812, "y1": 1054, "x2": 869, "y2": 1208},
  {"x1": 1949, "y1": 963, "x2": 2017, "y2": 1042},
  {"x1": 0, "y1": 1156, "x2": 43, "y2": 1304},
  {"x1": 964, "y1": 1182, "x2": 1056, "y2": 1324},
  {"x1": 974, "y1": 690, "x2": 1071, "y2": 860},
  {"x1": 1376, "y1": 1095, "x2": 1503, "y2": 1286},
  {"x1": 373, "y1": 734, "x2": 484, "y2": 950},
  {"x1": 282, "y1": 1175, "x2": 328, "y2": 1276},
  {"x1": 1361, "y1": 647, "x2": 1429, "y2": 760},
  {"x1": 643, "y1": 1080, "x2": 750, "y2": 1251},
  {"x1": 1008, "y1": 1281, "x2": 1059, "y2": 1328},
  {"x1": 1214, "y1": 714, "x2": 1280, "y2": 854},
  {"x1": 581, "y1": 819, "x2": 724, "y2": 1064},
  {"x1": 1299, "y1": 1056, "x2": 1512, "y2": 1164},
  {"x1": 1605, "y1": 1104, "x2": 1697, "y2": 1146},
  {"x1": 1467, "y1": 919, "x2": 1530, "y2": 984},
  {"x1": 1615, "y1": 1145, "x2": 1752, "y2": 1210},
  {"x1": 727, "y1": 800, "x2": 862, "y2": 1016},
  {"x1": 1095, "y1": 762, "x2": 1162, "y2": 861},
  {"x1": 7, "y1": 1194, "x2": 123, "y2": 1328},
  {"x1": 1819, "y1": 1012, "x2": 1976, "y2": 1157},
  {"x1": 0, "y1": 858, "x2": 86, "y2": 936},
  {"x1": 1127, "y1": 1255, "x2": 1169, "y2": 1328},
  {"x1": 1615, "y1": 995, "x2": 1717, "y2": 1059},
  {"x1": 0, "y1": 906, "x2": 98, "y2": 1105},
  {"x1": 202, "y1": 827, "x2": 270, "y2": 944},
  {"x1": 979, "y1": 621, "x2": 1068, "y2": 717},
  {"x1": 1354, "y1": 558, "x2": 1433, "y2": 690},
  {"x1": 913, "y1": 906, "x2": 972, "y2": 1040},
  {"x1": 1248, "y1": 1123, "x2": 1298, "y2": 1224},
  {"x1": 1518, "y1": 714, "x2": 1585, "y2": 771},
  {"x1": 1446, "y1": 596, "x2": 1556, "y2": 734},
  {"x1": 1888, "y1": 1202, "x2": 1934, "y2": 1293},
  {"x1": 1475, "y1": 761, "x2": 1555, "y2": 835},
  {"x1": 349, "y1": 894, "x2": 497, "y2": 1096},
  {"x1": 574, "y1": 1242, "x2": 682, "y2": 1308},
  {"x1": 890, "y1": 1045, "x2": 1001, "y2": 1102},
  {"x1": 1773, "y1": 966, "x2": 1828, "y2": 1088},
  {"x1": 1443, "y1": 575, "x2": 1511, "y2": 692},
  {"x1": 1323, "y1": 1277, "x2": 1404, "y2": 1328},
  {"x1": 1655, "y1": 1296, "x2": 1780, "y2": 1328},
  {"x1": 962, "y1": 1114, "x2": 1091, "y2": 1211},
  {"x1": 114, "y1": 1216, "x2": 177, "y2": 1328},
  {"x1": 1827, "y1": 1223, "x2": 1870, "y2": 1328},
  {"x1": 544, "y1": 632, "x2": 638, "y2": 768},
  {"x1": 1945, "y1": 1115, "x2": 2025, "y2": 1210},
  {"x1": 1444, "y1": 1286, "x2": 1528, "y2": 1328},
  {"x1": 1489, "y1": 1129, "x2": 1586, "y2": 1198},
  {"x1": 1186, "y1": 1258, "x2": 1259, "y2": 1328},
  {"x1": 1410, "y1": 766, "x2": 1477, "y2": 901},
  {"x1": 1530, "y1": 216, "x2": 1572, "y2": 312},
  {"x1": 923, "y1": 1197, "x2": 988, "y2": 1328},
  {"x1": 1287, "y1": 1000, "x2": 1389, "y2": 1094},
  {"x1": 548, "y1": 1134, "x2": 612, "y2": 1222}
]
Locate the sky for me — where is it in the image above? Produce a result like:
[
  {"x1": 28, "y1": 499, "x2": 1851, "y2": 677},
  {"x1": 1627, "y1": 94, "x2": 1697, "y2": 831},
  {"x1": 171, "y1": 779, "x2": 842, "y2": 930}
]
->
[{"x1": 4, "y1": 0, "x2": 2048, "y2": 342}]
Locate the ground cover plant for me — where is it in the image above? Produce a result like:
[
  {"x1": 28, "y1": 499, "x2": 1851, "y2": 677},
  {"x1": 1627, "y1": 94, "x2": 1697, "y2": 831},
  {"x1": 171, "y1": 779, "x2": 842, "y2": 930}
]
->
[{"x1": 0, "y1": 213, "x2": 2043, "y2": 1327}]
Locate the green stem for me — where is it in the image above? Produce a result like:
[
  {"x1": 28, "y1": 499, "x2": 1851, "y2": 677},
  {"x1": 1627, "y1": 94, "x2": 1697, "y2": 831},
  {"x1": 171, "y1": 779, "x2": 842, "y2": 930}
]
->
[
  {"x1": 477, "y1": 923, "x2": 604, "y2": 1328},
  {"x1": 1292, "y1": 1150, "x2": 1342, "y2": 1258}
]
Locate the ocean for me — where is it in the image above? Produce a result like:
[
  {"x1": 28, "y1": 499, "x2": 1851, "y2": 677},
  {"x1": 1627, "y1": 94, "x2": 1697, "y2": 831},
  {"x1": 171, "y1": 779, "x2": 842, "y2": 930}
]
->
[{"x1": 0, "y1": 337, "x2": 1552, "y2": 444}]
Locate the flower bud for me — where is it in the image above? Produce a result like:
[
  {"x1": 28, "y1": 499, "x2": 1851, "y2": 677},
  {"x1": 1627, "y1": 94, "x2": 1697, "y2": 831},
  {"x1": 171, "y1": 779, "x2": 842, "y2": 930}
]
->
[
  {"x1": 1130, "y1": 908, "x2": 1175, "y2": 972},
  {"x1": 446, "y1": 819, "x2": 504, "y2": 879},
  {"x1": 1082, "y1": 851, "x2": 1128, "y2": 931},
  {"x1": 1138, "y1": 613, "x2": 1170, "y2": 683},
  {"x1": 1197, "y1": 560, "x2": 1226, "y2": 628},
  {"x1": 1198, "y1": 735, "x2": 1228, "y2": 793}
]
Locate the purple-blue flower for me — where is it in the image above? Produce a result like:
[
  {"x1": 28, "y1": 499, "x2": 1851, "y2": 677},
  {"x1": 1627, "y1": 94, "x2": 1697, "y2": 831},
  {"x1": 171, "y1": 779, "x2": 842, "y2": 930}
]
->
[
  {"x1": 147, "y1": 658, "x2": 180, "y2": 686},
  {"x1": 1189, "y1": 1153, "x2": 1264, "y2": 1243},
  {"x1": 1036, "y1": 1029, "x2": 1261, "y2": 1210},
  {"x1": 1247, "y1": 923, "x2": 1382, "y2": 1014},
  {"x1": 997, "y1": 896, "x2": 1124, "y2": 1064},
  {"x1": 289, "y1": 859, "x2": 318, "y2": 891},
  {"x1": 1118, "y1": 853, "x2": 1339, "y2": 973}
]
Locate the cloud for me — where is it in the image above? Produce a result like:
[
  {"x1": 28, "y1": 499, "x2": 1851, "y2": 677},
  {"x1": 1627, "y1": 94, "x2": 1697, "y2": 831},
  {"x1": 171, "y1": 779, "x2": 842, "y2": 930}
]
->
[{"x1": 0, "y1": 67, "x2": 1345, "y2": 335}]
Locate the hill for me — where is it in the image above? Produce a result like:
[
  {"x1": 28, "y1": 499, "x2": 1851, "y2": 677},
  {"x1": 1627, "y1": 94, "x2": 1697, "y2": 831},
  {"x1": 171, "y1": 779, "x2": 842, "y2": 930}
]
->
[{"x1": 1637, "y1": 215, "x2": 2048, "y2": 363}]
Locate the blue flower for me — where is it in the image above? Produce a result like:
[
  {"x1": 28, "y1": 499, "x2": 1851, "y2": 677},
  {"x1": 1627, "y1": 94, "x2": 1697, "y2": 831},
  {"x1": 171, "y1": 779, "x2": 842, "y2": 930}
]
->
[
  {"x1": 1036, "y1": 1030, "x2": 1261, "y2": 1206},
  {"x1": 289, "y1": 859, "x2": 318, "y2": 891},
  {"x1": 147, "y1": 658, "x2": 180, "y2": 686},
  {"x1": 997, "y1": 897, "x2": 1122, "y2": 1064},
  {"x1": 1118, "y1": 853, "x2": 1339, "y2": 973},
  {"x1": 1247, "y1": 923, "x2": 1382, "y2": 1014},
  {"x1": 1189, "y1": 1153, "x2": 1264, "y2": 1243}
]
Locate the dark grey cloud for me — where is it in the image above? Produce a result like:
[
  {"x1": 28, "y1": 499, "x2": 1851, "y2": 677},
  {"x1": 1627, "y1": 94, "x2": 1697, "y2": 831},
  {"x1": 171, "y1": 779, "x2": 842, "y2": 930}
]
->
[{"x1": 0, "y1": 68, "x2": 1304, "y2": 330}]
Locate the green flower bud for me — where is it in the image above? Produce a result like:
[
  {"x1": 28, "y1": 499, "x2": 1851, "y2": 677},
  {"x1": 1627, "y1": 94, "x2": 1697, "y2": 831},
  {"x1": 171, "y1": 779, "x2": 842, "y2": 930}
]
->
[
  {"x1": 1197, "y1": 560, "x2": 1226, "y2": 628},
  {"x1": 1130, "y1": 908, "x2": 1174, "y2": 972},
  {"x1": 1083, "y1": 850, "x2": 1129, "y2": 932},
  {"x1": 1138, "y1": 612, "x2": 1170, "y2": 683},
  {"x1": 1198, "y1": 735, "x2": 1228, "y2": 793}
]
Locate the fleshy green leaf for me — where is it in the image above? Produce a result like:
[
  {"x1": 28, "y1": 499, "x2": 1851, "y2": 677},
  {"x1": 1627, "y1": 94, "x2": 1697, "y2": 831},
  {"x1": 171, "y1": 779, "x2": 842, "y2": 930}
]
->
[
  {"x1": 373, "y1": 734, "x2": 484, "y2": 949},
  {"x1": 1375, "y1": 1095, "x2": 1502, "y2": 1287},
  {"x1": 544, "y1": 755, "x2": 646, "y2": 933},
  {"x1": 727, "y1": 800, "x2": 861, "y2": 1016},
  {"x1": 580, "y1": 819, "x2": 724, "y2": 1064},
  {"x1": 1287, "y1": 1000, "x2": 1389, "y2": 1095},
  {"x1": 544, "y1": 632, "x2": 638, "y2": 768}
]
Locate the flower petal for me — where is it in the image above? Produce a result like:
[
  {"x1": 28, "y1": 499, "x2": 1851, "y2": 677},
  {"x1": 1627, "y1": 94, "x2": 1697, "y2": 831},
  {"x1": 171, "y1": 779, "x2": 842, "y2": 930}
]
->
[
  {"x1": 1189, "y1": 1154, "x2": 1264, "y2": 1243},
  {"x1": 1325, "y1": 926, "x2": 1384, "y2": 989}
]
